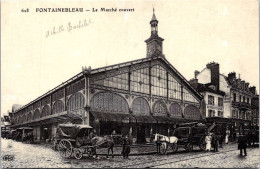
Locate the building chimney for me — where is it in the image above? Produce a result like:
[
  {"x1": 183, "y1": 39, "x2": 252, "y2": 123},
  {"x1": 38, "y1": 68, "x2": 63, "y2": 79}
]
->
[
  {"x1": 249, "y1": 86, "x2": 256, "y2": 95},
  {"x1": 241, "y1": 80, "x2": 245, "y2": 90},
  {"x1": 206, "y1": 62, "x2": 219, "y2": 90},
  {"x1": 194, "y1": 70, "x2": 200, "y2": 78},
  {"x1": 228, "y1": 72, "x2": 236, "y2": 80},
  {"x1": 237, "y1": 79, "x2": 242, "y2": 89},
  {"x1": 189, "y1": 78, "x2": 198, "y2": 89},
  {"x1": 245, "y1": 83, "x2": 249, "y2": 91}
]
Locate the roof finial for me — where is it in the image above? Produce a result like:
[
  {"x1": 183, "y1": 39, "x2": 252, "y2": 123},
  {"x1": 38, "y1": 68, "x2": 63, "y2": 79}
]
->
[{"x1": 151, "y1": 6, "x2": 157, "y2": 21}]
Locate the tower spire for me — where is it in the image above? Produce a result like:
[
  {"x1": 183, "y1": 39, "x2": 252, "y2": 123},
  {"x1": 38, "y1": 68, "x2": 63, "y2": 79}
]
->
[{"x1": 145, "y1": 8, "x2": 164, "y2": 58}]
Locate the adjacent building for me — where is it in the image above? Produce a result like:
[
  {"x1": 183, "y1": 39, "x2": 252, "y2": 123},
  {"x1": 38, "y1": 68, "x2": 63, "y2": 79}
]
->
[
  {"x1": 191, "y1": 62, "x2": 258, "y2": 138},
  {"x1": 251, "y1": 95, "x2": 259, "y2": 127},
  {"x1": 8, "y1": 10, "x2": 204, "y2": 143}
]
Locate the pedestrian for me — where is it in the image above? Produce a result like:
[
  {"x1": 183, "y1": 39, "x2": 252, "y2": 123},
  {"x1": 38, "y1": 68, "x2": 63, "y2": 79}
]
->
[
  {"x1": 122, "y1": 135, "x2": 131, "y2": 159},
  {"x1": 150, "y1": 129, "x2": 153, "y2": 143},
  {"x1": 205, "y1": 133, "x2": 212, "y2": 151},
  {"x1": 211, "y1": 134, "x2": 219, "y2": 152},
  {"x1": 155, "y1": 133, "x2": 162, "y2": 154},
  {"x1": 225, "y1": 129, "x2": 230, "y2": 144},
  {"x1": 238, "y1": 134, "x2": 247, "y2": 156}
]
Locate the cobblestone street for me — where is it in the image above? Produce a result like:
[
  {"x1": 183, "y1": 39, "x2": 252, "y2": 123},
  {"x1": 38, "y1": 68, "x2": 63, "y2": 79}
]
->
[{"x1": 1, "y1": 138, "x2": 259, "y2": 168}]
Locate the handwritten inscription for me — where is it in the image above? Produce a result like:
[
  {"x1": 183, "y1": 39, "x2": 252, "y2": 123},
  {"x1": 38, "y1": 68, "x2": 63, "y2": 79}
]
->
[{"x1": 46, "y1": 19, "x2": 94, "y2": 38}]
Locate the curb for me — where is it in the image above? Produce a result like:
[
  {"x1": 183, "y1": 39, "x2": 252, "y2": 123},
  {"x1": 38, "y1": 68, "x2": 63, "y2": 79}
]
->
[{"x1": 97, "y1": 151, "x2": 157, "y2": 156}]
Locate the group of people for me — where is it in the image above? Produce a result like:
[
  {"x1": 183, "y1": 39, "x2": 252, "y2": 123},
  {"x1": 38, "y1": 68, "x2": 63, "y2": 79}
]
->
[
  {"x1": 205, "y1": 131, "x2": 248, "y2": 156},
  {"x1": 205, "y1": 132, "x2": 227, "y2": 152}
]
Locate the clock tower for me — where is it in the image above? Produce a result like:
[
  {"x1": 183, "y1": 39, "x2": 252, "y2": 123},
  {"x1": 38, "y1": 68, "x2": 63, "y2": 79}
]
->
[{"x1": 145, "y1": 8, "x2": 164, "y2": 58}]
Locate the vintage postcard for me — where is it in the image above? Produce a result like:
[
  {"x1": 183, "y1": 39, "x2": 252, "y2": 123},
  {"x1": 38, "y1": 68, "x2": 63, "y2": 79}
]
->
[{"x1": 1, "y1": 0, "x2": 259, "y2": 168}]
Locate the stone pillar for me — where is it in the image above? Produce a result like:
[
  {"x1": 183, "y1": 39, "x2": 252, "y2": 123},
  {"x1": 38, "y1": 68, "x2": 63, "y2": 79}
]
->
[
  {"x1": 83, "y1": 66, "x2": 91, "y2": 125},
  {"x1": 181, "y1": 84, "x2": 185, "y2": 118}
]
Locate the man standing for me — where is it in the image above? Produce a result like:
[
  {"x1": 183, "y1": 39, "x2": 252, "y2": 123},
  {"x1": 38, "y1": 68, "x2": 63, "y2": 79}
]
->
[
  {"x1": 238, "y1": 134, "x2": 247, "y2": 156},
  {"x1": 156, "y1": 134, "x2": 161, "y2": 154},
  {"x1": 122, "y1": 135, "x2": 131, "y2": 159},
  {"x1": 211, "y1": 133, "x2": 219, "y2": 152}
]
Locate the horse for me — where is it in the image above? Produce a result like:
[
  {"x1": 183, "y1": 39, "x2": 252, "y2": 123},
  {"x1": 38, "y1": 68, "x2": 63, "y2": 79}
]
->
[
  {"x1": 91, "y1": 135, "x2": 115, "y2": 158},
  {"x1": 154, "y1": 133, "x2": 178, "y2": 154}
]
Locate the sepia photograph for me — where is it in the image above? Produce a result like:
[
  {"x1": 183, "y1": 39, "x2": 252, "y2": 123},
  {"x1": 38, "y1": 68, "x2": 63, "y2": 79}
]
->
[{"x1": 1, "y1": 0, "x2": 259, "y2": 168}]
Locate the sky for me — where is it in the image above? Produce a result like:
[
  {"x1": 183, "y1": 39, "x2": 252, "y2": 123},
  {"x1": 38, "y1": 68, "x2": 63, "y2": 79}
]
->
[{"x1": 1, "y1": 0, "x2": 259, "y2": 116}]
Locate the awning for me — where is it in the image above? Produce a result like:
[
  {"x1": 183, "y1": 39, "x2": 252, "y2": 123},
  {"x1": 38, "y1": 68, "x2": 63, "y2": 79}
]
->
[
  {"x1": 152, "y1": 116, "x2": 172, "y2": 124},
  {"x1": 10, "y1": 111, "x2": 69, "y2": 128},
  {"x1": 182, "y1": 118, "x2": 206, "y2": 123},
  {"x1": 168, "y1": 117, "x2": 186, "y2": 124},
  {"x1": 131, "y1": 114, "x2": 157, "y2": 124},
  {"x1": 90, "y1": 112, "x2": 135, "y2": 123},
  {"x1": 206, "y1": 117, "x2": 232, "y2": 123},
  {"x1": 230, "y1": 118, "x2": 251, "y2": 123}
]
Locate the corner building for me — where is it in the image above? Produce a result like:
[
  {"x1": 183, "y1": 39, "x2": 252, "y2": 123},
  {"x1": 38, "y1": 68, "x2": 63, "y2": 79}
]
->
[{"x1": 9, "y1": 10, "x2": 203, "y2": 143}]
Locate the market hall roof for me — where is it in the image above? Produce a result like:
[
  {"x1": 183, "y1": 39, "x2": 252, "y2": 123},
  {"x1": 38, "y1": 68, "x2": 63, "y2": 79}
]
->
[
  {"x1": 12, "y1": 104, "x2": 24, "y2": 112},
  {"x1": 12, "y1": 55, "x2": 203, "y2": 114}
]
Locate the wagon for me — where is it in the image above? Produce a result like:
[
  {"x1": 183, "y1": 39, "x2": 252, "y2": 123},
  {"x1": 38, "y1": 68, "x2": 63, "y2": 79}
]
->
[
  {"x1": 7, "y1": 130, "x2": 17, "y2": 140},
  {"x1": 172, "y1": 126, "x2": 207, "y2": 152},
  {"x1": 52, "y1": 124, "x2": 97, "y2": 159},
  {"x1": 20, "y1": 127, "x2": 34, "y2": 143},
  {"x1": 1, "y1": 126, "x2": 8, "y2": 138}
]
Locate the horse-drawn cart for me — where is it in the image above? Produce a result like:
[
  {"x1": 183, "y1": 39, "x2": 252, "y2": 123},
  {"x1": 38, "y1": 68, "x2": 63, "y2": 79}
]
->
[
  {"x1": 155, "y1": 125, "x2": 207, "y2": 154},
  {"x1": 52, "y1": 124, "x2": 96, "y2": 159},
  {"x1": 52, "y1": 124, "x2": 115, "y2": 159},
  {"x1": 172, "y1": 126, "x2": 207, "y2": 152}
]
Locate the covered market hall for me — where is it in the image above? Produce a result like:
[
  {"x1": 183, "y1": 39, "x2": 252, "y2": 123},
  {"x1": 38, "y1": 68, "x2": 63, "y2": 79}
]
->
[{"x1": 8, "y1": 10, "x2": 205, "y2": 143}]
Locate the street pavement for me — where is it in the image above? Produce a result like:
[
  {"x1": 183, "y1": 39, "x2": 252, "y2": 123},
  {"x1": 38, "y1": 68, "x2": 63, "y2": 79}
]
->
[{"x1": 1, "y1": 138, "x2": 259, "y2": 168}]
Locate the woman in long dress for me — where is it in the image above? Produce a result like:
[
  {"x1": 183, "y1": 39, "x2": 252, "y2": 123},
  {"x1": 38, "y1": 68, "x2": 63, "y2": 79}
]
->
[
  {"x1": 205, "y1": 133, "x2": 212, "y2": 151},
  {"x1": 225, "y1": 129, "x2": 230, "y2": 144}
]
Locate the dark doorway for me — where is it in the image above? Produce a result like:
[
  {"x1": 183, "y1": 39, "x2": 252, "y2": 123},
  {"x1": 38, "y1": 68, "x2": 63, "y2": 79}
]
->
[{"x1": 137, "y1": 124, "x2": 146, "y2": 143}]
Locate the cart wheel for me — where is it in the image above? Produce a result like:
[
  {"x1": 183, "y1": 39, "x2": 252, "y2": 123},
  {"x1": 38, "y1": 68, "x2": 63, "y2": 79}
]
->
[
  {"x1": 160, "y1": 142, "x2": 168, "y2": 155},
  {"x1": 74, "y1": 148, "x2": 83, "y2": 159},
  {"x1": 186, "y1": 143, "x2": 193, "y2": 152},
  {"x1": 172, "y1": 143, "x2": 178, "y2": 153},
  {"x1": 59, "y1": 140, "x2": 73, "y2": 158}
]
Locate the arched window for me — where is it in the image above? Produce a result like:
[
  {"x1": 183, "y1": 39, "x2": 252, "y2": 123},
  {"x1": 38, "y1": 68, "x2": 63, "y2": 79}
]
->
[
  {"x1": 53, "y1": 100, "x2": 64, "y2": 114},
  {"x1": 22, "y1": 115, "x2": 27, "y2": 123},
  {"x1": 132, "y1": 97, "x2": 150, "y2": 115},
  {"x1": 67, "y1": 92, "x2": 85, "y2": 112},
  {"x1": 18, "y1": 116, "x2": 23, "y2": 123},
  {"x1": 153, "y1": 100, "x2": 168, "y2": 116},
  {"x1": 90, "y1": 92, "x2": 129, "y2": 113},
  {"x1": 184, "y1": 105, "x2": 200, "y2": 119},
  {"x1": 41, "y1": 105, "x2": 51, "y2": 117},
  {"x1": 170, "y1": 103, "x2": 182, "y2": 117},
  {"x1": 27, "y1": 112, "x2": 33, "y2": 121},
  {"x1": 33, "y1": 109, "x2": 41, "y2": 120}
]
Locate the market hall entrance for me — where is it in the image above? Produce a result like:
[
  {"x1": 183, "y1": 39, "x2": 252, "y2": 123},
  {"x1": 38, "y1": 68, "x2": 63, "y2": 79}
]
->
[{"x1": 137, "y1": 124, "x2": 146, "y2": 143}]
